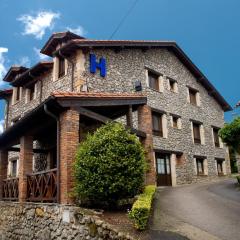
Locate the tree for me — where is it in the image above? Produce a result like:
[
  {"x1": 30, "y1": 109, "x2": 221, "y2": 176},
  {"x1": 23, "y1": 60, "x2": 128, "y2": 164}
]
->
[
  {"x1": 219, "y1": 117, "x2": 240, "y2": 153},
  {"x1": 73, "y1": 122, "x2": 146, "y2": 208}
]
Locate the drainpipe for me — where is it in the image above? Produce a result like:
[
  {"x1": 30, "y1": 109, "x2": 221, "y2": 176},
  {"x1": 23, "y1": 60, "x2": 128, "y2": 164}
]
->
[
  {"x1": 58, "y1": 50, "x2": 74, "y2": 92},
  {"x1": 44, "y1": 104, "x2": 60, "y2": 204},
  {"x1": 5, "y1": 99, "x2": 9, "y2": 129}
]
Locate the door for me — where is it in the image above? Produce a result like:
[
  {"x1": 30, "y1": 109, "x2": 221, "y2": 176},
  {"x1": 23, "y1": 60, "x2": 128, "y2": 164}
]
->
[
  {"x1": 217, "y1": 160, "x2": 224, "y2": 176},
  {"x1": 156, "y1": 153, "x2": 172, "y2": 186}
]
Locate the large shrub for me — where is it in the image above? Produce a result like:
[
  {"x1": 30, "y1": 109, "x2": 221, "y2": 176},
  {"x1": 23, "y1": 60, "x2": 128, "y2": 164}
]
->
[
  {"x1": 73, "y1": 122, "x2": 146, "y2": 207},
  {"x1": 128, "y1": 185, "x2": 156, "y2": 230},
  {"x1": 219, "y1": 117, "x2": 240, "y2": 153}
]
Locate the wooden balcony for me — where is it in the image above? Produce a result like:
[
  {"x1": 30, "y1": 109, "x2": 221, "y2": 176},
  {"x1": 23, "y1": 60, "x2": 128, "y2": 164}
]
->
[
  {"x1": 2, "y1": 177, "x2": 19, "y2": 201},
  {"x1": 26, "y1": 168, "x2": 57, "y2": 203}
]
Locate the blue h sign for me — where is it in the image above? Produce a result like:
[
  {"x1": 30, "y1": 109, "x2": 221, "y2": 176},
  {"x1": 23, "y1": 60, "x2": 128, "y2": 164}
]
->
[{"x1": 89, "y1": 54, "x2": 106, "y2": 77}]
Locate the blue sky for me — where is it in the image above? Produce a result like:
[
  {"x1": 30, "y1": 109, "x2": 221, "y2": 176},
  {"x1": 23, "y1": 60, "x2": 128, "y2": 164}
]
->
[{"x1": 0, "y1": 0, "x2": 240, "y2": 131}]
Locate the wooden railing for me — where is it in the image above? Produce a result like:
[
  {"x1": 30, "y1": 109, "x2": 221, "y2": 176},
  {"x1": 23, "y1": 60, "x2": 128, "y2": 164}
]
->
[
  {"x1": 27, "y1": 168, "x2": 57, "y2": 203},
  {"x1": 2, "y1": 177, "x2": 19, "y2": 201}
]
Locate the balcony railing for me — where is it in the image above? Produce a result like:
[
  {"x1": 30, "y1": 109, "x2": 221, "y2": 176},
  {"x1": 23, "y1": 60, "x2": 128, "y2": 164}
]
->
[
  {"x1": 27, "y1": 168, "x2": 57, "y2": 203},
  {"x1": 2, "y1": 177, "x2": 19, "y2": 201}
]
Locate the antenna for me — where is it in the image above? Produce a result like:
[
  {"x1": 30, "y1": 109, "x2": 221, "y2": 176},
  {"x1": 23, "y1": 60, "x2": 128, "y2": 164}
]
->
[{"x1": 109, "y1": 0, "x2": 140, "y2": 40}]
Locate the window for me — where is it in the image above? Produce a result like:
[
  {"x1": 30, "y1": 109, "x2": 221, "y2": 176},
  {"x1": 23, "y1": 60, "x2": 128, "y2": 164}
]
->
[
  {"x1": 15, "y1": 87, "x2": 21, "y2": 102},
  {"x1": 213, "y1": 128, "x2": 220, "y2": 147},
  {"x1": 193, "y1": 122, "x2": 201, "y2": 144},
  {"x1": 152, "y1": 112, "x2": 163, "y2": 137},
  {"x1": 29, "y1": 84, "x2": 35, "y2": 101},
  {"x1": 196, "y1": 158, "x2": 204, "y2": 175},
  {"x1": 169, "y1": 79, "x2": 177, "y2": 92},
  {"x1": 10, "y1": 159, "x2": 17, "y2": 177},
  {"x1": 58, "y1": 57, "x2": 65, "y2": 78},
  {"x1": 189, "y1": 88, "x2": 197, "y2": 105},
  {"x1": 148, "y1": 71, "x2": 159, "y2": 91},
  {"x1": 172, "y1": 116, "x2": 178, "y2": 128}
]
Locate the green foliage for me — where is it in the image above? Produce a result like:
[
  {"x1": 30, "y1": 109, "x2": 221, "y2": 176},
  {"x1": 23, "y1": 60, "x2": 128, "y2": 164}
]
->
[
  {"x1": 128, "y1": 185, "x2": 156, "y2": 230},
  {"x1": 219, "y1": 117, "x2": 240, "y2": 153},
  {"x1": 73, "y1": 122, "x2": 146, "y2": 207},
  {"x1": 237, "y1": 176, "x2": 240, "y2": 185}
]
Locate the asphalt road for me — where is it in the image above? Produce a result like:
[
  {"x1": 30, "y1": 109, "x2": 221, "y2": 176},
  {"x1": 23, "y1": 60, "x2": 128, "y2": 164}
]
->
[{"x1": 151, "y1": 178, "x2": 240, "y2": 240}]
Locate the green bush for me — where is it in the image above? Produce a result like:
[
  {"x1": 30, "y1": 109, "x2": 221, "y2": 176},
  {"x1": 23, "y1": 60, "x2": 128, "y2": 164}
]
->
[
  {"x1": 128, "y1": 185, "x2": 156, "y2": 230},
  {"x1": 73, "y1": 122, "x2": 146, "y2": 208},
  {"x1": 237, "y1": 176, "x2": 240, "y2": 185}
]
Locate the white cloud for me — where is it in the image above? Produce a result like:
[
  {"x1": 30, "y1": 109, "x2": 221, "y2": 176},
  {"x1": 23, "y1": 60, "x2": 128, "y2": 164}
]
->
[
  {"x1": 0, "y1": 47, "x2": 8, "y2": 84},
  {"x1": 0, "y1": 120, "x2": 4, "y2": 134},
  {"x1": 67, "y1": 26, "x2": 86, "y2": 36},
  {"x1": 17, "y1": 56, "x2": 31, "y2": 67},
  {"x1": 18, "y1": 11, "x2": 60, "y2": 39},
  {"x1": 33, "y1": 47, "x2": 49, "y2": 60}
]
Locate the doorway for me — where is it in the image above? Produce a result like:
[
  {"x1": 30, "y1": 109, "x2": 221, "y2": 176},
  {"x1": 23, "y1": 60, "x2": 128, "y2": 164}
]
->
[{"x1": 156, "y1": 153, "x2": 172, "y2": 186}]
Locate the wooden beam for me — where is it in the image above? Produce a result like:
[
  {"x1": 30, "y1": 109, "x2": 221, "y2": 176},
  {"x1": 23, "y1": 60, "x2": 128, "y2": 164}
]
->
[
  {"x1": 74, "y1": 107, "x2": 146, "y2": 138},
  {"x1": 7, "y1": 147, "x2": 49, "y2": 154},
  {"x1": 58, "y1": 98, "x2": 147, "y2": 108},
  {"x1": 74, "y1": 106, "x2": 111, "y2": 124}
]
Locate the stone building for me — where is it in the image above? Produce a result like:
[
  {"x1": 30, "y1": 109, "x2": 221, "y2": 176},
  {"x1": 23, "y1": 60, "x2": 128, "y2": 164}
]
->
[{"x1": 0, "y1": 31, "x2": 232, "y2": 204}]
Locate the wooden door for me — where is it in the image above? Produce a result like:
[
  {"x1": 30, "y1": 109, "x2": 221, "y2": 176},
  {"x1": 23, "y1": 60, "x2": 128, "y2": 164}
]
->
[{"x1": 156, "y1": 153, "x2": 172, "y2": 186}]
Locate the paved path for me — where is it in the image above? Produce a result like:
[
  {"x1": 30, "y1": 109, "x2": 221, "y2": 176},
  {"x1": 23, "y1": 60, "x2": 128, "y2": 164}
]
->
[{"x1": 150, "y1": 178, "x2": 240, "y2": 240}]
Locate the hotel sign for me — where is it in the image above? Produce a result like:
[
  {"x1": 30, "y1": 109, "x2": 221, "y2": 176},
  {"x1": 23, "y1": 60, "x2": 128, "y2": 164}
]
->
[{"x1": 90, "y1": 54, "x2": 106, "y2": 77}]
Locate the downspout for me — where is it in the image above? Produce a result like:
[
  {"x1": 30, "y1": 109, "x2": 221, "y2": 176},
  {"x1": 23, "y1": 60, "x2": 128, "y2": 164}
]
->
[
  {"x1": 58, "y1": 50, "x2": 74, "y2": 92},
  {"x1": 44, "y1": 104, "x2": 60, "y2": 204},
  {"x1": 5, "y1": 99, "x2": 9, "y2": 129}
]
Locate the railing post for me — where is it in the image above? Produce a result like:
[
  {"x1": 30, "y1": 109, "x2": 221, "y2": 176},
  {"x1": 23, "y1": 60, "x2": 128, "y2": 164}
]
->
[
  {"x1": 0, "y1": 150, "x2": 8, "y2": 200},
  {"x1": 19, "y1": 135, "x2": 33, "y2": 202}
]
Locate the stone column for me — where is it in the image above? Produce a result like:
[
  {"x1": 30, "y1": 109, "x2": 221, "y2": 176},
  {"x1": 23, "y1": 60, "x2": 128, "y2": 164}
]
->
[
  {"x1": 0, "y1": 151, "x2": 8, "y2": 200},
  {"x1": 59, "y1": 109, "x2": 79, "y2": 204},
  {"x1": 19, "y1": 135, "x2": 33, "y2": 202},
  {"x1": 138, "y1": 105, "x2": 156, "y2": 185}
]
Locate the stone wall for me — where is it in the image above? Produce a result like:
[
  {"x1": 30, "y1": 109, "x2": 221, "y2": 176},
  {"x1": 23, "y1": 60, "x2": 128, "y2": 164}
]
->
[
  {"x1": 80, "y1": 48, "x2": 231, "y2": 184},
  {"x1": 0, "y1": 202, "x2": 134, "y2": 240}
]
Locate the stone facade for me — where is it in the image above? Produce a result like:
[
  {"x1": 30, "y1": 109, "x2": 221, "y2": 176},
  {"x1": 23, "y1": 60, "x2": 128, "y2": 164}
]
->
[
  {"x1": 2, "y1": 39, "x2": 231, "y2": 187},
  {"x1": 0, "y1": 202, "x2": 134, "y2": 240}
]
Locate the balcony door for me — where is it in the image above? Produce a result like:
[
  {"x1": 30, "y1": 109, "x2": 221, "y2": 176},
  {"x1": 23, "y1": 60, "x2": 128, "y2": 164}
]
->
[{"x1": 156, "y1": 153, "x2": 172, "y2": 186}]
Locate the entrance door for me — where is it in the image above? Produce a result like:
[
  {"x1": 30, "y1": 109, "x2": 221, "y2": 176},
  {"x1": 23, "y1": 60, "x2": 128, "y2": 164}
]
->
[
  {"x1": 156, "y1": 153, "x2": 172, "y2": 186},
  {"x1": 216, "y1": 160, "x2": 224, "y2": 176}
]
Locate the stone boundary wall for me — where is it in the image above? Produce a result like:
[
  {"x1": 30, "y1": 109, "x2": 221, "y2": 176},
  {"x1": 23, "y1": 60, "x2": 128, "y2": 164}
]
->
[{"x1": 0, "y1": 202, "x2": 134, "y2": 240}]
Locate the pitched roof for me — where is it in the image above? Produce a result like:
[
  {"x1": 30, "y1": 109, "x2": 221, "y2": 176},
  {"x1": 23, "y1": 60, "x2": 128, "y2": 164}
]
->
[
  {"x1": 3, "y1": 66, "x2": 29, "y2": 83},
  {"x1": 0, "y1": 89, "x2": 13, "y2": 99},
  {"x1": 11, "y1": 61, "x2": 53, "y2": 87},
  {"x1": 41, "y1": 31, "x2": 85, "y2": 56}
]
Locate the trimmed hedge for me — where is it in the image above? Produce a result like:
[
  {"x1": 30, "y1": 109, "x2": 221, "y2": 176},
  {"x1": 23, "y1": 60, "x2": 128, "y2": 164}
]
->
[{"x1": 128, "y1": 185, "x2": 156, "y2": 230}]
